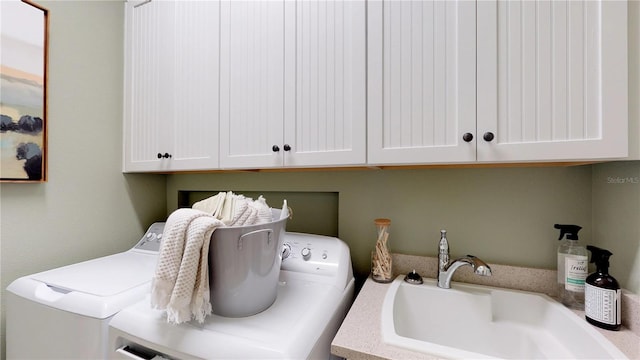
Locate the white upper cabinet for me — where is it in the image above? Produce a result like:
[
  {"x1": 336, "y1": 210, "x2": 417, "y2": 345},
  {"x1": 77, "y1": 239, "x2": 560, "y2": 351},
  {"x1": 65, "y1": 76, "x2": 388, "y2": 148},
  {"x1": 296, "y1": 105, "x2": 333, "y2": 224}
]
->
[
  {"x1": 219, "y1": 0, "x2": 366, "y2": 169},
  {"x1": 476, "y1": 0, "x2": 628, "y2": 162},
  {"x1": 123, "y1": 0, "x2": 219, "y2": 172},
  {"x1": 124, "y1": 0, "x2": 628, "y2": 172},
  {"x1": 367, "y1": 0, "x2": 477, "y2": 165},
  {"x1": 368, "y1": 0, "x2": 628, "y2": 166}
]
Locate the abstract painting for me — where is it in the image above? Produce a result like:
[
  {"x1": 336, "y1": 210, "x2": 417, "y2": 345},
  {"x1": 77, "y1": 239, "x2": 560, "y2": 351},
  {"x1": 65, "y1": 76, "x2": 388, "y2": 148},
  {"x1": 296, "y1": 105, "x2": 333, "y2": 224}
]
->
[{"x1": 1, "y1": 0, "x2": 48, "y2": 182}]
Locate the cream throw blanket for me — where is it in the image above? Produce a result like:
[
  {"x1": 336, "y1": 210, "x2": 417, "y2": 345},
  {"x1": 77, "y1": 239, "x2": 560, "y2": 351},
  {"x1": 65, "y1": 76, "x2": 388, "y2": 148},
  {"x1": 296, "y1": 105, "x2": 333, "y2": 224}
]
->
[
  {"x1": 193, "y1": 192, "x2": 272, "y2": 226},
  {"x1": 150, "y1": 208, "x2": 223, "y2": 324}
]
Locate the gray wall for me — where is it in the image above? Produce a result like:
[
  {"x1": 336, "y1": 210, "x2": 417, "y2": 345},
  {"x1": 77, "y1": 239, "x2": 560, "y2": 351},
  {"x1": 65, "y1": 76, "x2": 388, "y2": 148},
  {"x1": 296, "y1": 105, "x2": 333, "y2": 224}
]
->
[
  {"x1": 592, "y1": 161, "x2": 640, "y2": 295},
  {"x1": 167, "y1": 162, "x2": 640, "y2": 295},
  {"x1": 167, "y1": 162, "x2": 639, "y2": 293},
  {"x1": 167, "y1": 166, "x2": 595, "y2": 278},
  {"x1": 167, "y1": 163, "x2": 640, "y2": 291},
  {"x1": 0, "y1": 1, "x2": 638, "y2": 358},
  {"x1": 0, "y1": 2, "x2": 166, "y2": 356}
]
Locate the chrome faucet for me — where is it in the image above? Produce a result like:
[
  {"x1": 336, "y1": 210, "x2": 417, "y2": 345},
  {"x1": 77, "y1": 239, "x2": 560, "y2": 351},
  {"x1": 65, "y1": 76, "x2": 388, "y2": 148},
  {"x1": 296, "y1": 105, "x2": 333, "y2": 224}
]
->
[{"x1": 437, "y1": 230, "x2": 492, "y2": 289}]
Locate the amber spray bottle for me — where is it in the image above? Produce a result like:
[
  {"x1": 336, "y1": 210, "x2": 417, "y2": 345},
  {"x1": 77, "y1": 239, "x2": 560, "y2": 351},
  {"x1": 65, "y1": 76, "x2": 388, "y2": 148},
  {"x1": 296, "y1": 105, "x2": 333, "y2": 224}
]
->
[{"x1": 585, "y1": 246, "x2": 621, "y2": 331}]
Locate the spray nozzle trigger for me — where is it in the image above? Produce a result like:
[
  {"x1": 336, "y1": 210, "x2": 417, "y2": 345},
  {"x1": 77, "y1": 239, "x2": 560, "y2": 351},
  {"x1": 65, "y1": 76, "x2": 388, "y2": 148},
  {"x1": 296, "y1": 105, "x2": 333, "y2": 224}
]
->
[
  {"x1": 587, "y1": 245, "x2": 612, "y2": 272},
  {"x1": 554, "y1": 224, "x2": 582, "y2": 240}
]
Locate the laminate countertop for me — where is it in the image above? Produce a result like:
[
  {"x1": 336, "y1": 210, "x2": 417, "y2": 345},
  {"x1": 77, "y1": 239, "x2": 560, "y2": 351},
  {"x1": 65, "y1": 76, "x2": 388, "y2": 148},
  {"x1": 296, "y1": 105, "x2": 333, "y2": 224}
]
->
[{"x1": 331, "y1": 254, "x2": 640, "y2": 360}]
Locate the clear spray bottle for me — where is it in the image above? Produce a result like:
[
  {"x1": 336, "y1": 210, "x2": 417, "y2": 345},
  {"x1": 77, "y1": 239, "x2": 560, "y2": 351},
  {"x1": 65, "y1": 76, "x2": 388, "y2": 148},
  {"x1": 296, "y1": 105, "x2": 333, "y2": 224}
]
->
[{"x1": 555, "y1": 224, "x2": 588, "y2": 310}]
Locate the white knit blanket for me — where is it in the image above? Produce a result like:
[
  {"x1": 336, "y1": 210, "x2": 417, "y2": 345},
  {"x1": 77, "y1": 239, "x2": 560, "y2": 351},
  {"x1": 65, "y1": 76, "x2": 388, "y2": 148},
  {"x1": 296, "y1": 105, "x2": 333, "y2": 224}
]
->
[
  {"x1": 150, "y1": 208, "x2": 223, "y2": 324},
  {"x1": 193, "y1": 192, "x2": 273, "y2": 226}
]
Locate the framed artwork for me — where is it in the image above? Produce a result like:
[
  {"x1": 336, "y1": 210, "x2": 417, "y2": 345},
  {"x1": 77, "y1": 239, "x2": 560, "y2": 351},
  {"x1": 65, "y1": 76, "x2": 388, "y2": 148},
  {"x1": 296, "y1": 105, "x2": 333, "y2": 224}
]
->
[{"x1": 0, "y1": 0, "x2": 48, "y2": 182}]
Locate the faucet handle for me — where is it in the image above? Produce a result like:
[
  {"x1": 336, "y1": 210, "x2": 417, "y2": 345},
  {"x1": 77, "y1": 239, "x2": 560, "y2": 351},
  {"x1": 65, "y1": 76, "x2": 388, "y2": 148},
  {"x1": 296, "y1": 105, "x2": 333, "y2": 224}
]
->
[
  {"x1": 439, "y1": 230, "x2": 449, "y2": 252},
  {"x1": 438, "y1": 230, "x2": 449, "y2": 271}
]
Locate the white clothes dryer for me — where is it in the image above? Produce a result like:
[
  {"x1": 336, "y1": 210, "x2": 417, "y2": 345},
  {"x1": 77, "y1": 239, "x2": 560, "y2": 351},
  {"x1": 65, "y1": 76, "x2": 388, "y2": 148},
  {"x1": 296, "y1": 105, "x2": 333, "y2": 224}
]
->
[
  {"x1": 108, "y1": 232, "x2": 355, "y2": 360},
  {"x1": 6, "y1": 222, "x2": 165, "y2": 360}
]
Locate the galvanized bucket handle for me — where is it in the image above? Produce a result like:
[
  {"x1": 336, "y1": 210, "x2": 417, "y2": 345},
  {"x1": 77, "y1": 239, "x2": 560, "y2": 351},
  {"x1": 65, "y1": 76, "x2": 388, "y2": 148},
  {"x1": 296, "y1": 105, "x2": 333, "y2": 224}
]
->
[{"x1": 237, "y1": 228, "x2": 273, "y2": 250}]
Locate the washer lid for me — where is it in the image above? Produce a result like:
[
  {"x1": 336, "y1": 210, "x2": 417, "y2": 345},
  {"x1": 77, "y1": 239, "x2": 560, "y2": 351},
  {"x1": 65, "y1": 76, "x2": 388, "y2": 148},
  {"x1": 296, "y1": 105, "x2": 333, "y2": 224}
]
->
[
  {"x1": 31, "y1": 251, "x2": 157, "y2": 297},
  {"x1": 7, "y1": 251, "x2": 158, "y2": 319}
]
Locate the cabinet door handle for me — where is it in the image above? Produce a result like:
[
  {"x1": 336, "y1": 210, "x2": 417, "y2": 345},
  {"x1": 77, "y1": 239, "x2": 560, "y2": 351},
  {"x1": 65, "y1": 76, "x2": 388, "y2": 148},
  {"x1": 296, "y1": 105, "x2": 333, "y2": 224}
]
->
[
  {"x1": 157, "y1": 152, "x2": 172, "y2": 159},
  {"x1": 483, "y1": 132, "x2": 495, "y2": 142},
  {"x1": 272, "y1": 145, "x2": 280, "y2": 152},
  {"x1": 462, "y1": 133, "x2": 474, "y2": 142},
  {"x1": 283, "y1": 144, "x2": 291, "y2": 151}
]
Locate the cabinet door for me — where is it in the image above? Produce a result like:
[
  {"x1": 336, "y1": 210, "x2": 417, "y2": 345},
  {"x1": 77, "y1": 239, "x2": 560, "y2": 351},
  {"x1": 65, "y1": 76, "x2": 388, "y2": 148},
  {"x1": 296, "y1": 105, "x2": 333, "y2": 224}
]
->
[
  {"x1": 169, "y1": 1, "x2": 219, "y2": 171},
  {"x1": 219, "y1": 0, "x2": 286, "y2": 169},
  {"x1": 477, "y1": 0, "x2": 628, "y2": 162},
  {"x1": 367, "y1": 0, "x2": 477, "y2": 165},
  {"x1": 123, "y1": 0, "x2": 174, "y2": 172},
  {"x1": 124, "y1": 1, "x2": 219, "y2": 172},
  {"x1": 283, "y1": 0, "x2": 367, "y2": 167}
]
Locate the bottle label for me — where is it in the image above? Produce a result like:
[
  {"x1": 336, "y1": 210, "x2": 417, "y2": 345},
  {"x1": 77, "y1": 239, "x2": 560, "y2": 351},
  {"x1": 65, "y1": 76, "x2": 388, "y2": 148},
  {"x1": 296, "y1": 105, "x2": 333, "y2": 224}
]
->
[
  {"x1": 565, "y1": 256, "x2": 587, "y2": 291},
  {"x1": 585, "y1": 284, "x2": 621, "y2": 325}
]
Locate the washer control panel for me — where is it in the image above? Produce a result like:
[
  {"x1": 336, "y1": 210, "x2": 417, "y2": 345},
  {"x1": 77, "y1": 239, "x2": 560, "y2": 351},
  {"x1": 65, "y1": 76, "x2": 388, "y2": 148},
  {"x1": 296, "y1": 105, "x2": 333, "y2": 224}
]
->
[
  {"x1": 133, "y1": 222, "x2": 165, "y2": 253},
  {"x1": 281, "y1": 232, "x2": 352, "y2": 290}
]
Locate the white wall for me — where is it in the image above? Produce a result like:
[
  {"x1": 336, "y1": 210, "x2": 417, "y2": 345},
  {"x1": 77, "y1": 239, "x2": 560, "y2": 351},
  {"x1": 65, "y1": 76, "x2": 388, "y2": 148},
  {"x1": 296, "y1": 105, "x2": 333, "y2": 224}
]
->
[{"x1": 0, "y1": 2, "x2": 166, "y2": 356}]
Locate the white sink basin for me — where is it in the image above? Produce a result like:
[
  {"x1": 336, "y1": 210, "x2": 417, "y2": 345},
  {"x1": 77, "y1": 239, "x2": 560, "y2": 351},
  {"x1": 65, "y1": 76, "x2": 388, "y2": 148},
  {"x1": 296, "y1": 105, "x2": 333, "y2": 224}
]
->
[{"x1": 382, "y1": 276, "x2": 627, "y2": 359}]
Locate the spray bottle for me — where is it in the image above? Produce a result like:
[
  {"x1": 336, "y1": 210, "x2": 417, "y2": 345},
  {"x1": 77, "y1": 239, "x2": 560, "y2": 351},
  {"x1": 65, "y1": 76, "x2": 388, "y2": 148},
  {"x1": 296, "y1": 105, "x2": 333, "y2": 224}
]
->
[
  {"x1": 585, "y1": 246, "x2": 621, "y2": 331},
  {"x1": 555, "y1": 224, "x2": 588, "y2": 310}
]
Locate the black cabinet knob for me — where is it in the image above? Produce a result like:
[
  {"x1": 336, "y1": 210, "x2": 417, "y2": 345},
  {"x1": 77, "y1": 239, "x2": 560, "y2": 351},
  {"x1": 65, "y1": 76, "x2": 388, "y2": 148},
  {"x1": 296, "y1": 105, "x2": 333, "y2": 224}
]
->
[
  {"x1": 283, "y1": 144, "x2": 291, "y2": 151},
  {"x1": 272, "y1": 145, "x2": 280, "y2": 152},
  {"x1": 483, "y1": 132, "x2": 495, "y2": 142},
  {"x1": 157, "y1": 152, "x2": 172, "y2": 159},
  {"x1": 462, "y1": 133, "x2": 474, "y2": 142},
  {"x1": 157, "y1": 153, "x2": 162, "y2": 159}
]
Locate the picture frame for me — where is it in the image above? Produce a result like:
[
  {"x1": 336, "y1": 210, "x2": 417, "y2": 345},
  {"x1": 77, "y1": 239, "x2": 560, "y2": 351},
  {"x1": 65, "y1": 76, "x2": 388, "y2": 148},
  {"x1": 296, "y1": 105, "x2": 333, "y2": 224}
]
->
[{"x1": 0, "y1": 0, "x2": 48, "y2": 182}]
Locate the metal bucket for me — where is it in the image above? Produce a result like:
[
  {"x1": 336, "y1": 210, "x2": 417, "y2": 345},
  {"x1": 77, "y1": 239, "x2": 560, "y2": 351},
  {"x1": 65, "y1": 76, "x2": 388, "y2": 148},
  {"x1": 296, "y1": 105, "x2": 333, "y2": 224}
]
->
[{"x1": 208, "y1": 209, "x2": 286, "y2": 317}]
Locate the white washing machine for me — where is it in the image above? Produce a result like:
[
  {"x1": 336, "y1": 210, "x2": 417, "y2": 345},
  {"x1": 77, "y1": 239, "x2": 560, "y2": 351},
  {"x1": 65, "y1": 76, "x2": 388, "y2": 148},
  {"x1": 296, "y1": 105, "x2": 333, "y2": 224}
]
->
[
  {"x1": 5, "y1": 222, "x2": 165, "y2": 360},
  {"x1": 108, "y1": 232, "x2": 355, "y2": 360}
]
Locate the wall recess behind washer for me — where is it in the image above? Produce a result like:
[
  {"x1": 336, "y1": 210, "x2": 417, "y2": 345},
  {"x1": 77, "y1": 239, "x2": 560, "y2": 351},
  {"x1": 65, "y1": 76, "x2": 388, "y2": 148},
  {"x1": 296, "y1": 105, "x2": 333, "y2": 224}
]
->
[{"x1": 178, "y1": 190, "x2": 339, "y2": 237}]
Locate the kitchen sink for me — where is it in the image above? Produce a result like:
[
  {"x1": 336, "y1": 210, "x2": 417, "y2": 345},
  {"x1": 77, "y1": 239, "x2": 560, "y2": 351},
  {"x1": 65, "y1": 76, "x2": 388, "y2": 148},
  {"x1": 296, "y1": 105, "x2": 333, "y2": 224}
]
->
[{"x1": 381, "y1": 276, "x2": 627, "y2": 359}]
